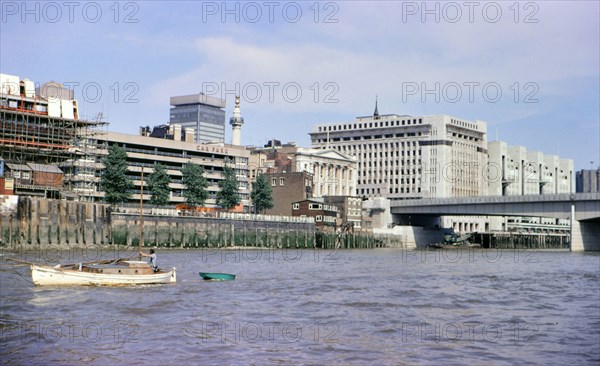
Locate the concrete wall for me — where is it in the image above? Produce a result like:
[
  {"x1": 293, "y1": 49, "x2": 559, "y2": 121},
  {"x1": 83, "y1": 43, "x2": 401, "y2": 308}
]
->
[
  {"x1": 0, "y1": 196, "x2": 390, "y2": 251},
  {"x1": 110, "y1": 212, "x2": 316, "y2": 248},
  {"x1": 0, "y1": 196, "x2": 110, "y2": 248},
  {"x1": 373, "y1": 225, "x2": 444, "y2": 249},
  {"x1": 570, "y1": 220, "x2": 600, "y2": 251}
]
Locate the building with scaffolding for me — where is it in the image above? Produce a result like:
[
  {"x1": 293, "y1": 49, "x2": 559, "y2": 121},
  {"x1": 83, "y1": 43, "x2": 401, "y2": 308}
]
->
[
  {"x1": 0, "y1": 74, "x2": 106, "y2": 200},
  {"x1": 1, "y1": 74, "x2": 251, "y2": 210}
]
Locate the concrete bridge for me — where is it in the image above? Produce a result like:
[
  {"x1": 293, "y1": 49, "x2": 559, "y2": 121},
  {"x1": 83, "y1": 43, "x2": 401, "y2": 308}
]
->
[{"x1": 390, "y1": 193, "x2": 600, "y2": 251}]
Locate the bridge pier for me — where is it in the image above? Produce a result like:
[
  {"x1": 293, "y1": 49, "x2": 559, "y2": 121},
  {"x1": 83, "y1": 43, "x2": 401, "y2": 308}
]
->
[{"x1": 570, "y1": 205, "x2": 600, "y2": 251}]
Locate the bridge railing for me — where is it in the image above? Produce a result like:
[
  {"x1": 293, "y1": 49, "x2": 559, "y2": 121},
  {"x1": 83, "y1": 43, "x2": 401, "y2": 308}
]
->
[{"x1": 391, "y1": 193, "x2": 600, "y2": 206}]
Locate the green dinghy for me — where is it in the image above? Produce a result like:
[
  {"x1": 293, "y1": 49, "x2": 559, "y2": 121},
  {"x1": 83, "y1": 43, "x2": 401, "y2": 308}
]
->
[{"x1": 199, "y1": 272, "x2": 236, "y2": 281}]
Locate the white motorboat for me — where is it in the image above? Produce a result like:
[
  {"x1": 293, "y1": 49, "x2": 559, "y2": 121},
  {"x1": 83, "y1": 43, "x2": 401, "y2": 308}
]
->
[{"x1": 30, "y1": 260, "x2": 176, "y2": 286}]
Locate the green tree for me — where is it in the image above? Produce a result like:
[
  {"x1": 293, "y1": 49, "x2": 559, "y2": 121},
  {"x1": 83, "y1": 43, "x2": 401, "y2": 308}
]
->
[
  {"x1": 216, "y1": 166, "x2": 241, "y2": 211},
  {"x1": 182, "y1": 163, "x2": 208, "y2": 207},
  {"x1": 251, "y1": 173, "x2": 273, "y2": 214},
  {"x1": 147, "y1": 163, "x2": 170, "y2": 206},
  {"x1": 100, "y1": 144, "x2": 133, "y2": 205}
]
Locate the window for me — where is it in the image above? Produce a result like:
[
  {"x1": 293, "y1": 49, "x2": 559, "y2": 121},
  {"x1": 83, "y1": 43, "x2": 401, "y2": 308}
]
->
[
  {"x1": 271, "y1": 178, "x2": 276, "y2": 186},
  {"x1": 22, "y1": 172, "x2": 31, "y2": 179},
  {"x1": 293, "y1": 203, "x2": 300, "y2": 210},
  {"x1": 309, "y1": 203, "x2": 322, "y2": 210},
  {"x1": 315, "y1": 215, "x2": 323, "y2": 222},
  {"x1": 279, "y1": 178, "x2": 285, "y2": 186},
  {"x1": 13, "y1": 171, "x2": 21, "y2": 178}
]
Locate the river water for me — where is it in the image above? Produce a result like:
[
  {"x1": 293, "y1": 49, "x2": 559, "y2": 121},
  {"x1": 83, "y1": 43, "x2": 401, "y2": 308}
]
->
[{"x1": 1, "y1": 248, "x2": 599, "y2": 365}]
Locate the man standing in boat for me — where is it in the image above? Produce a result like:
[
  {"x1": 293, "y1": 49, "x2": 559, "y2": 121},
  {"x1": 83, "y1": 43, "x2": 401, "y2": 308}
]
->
[{"x1": 139, "y1": 249, "x2": 158, "y2": 272}]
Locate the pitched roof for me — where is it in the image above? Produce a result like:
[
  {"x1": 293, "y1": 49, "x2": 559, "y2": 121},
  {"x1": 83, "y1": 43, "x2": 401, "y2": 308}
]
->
[
  {"x1": 292, "y1": 197, "x2": 324, "y2": 204},
  {"x1": 5, "y1": 163, "x2": 31, "y2": 171},
  {"x1": 27, "y1": 163, "x2": 63, "y2": 174},
  {"x1": 301, "y1": 148, "x2": 356, "y2": 162}
]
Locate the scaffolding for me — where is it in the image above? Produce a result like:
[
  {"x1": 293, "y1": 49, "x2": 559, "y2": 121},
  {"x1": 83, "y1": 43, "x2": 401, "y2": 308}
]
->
[{"x1": 1, "y1": 94, "x2": 107, "y2": 201}]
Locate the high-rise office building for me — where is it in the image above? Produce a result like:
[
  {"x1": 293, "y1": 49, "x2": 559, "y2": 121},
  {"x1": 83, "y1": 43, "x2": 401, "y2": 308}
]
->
[
  {"x1": 310, "y1": 110, "x2": 488, "y2": 200},
  {"x1": 169, "y1": 93, "x2": 226, "y2": 144}
]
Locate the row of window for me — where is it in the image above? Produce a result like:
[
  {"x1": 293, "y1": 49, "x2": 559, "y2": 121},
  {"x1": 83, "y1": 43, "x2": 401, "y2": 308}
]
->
[
  {"x1": 358, "y1": 160, "x2": 421, "y2": 168},
  {"x1": 451, "y1": 132, "x2": 480, "y2": 142},
  {"x1": 11, "y1": 171, "x2": 31, "y2": 179},
  {"x1": 271, "y1": 177, "x2": 285, "y2": 186},
  {"x1": 357, "y1": 150, "x2": 422, "y2": 159},
  {"x1": 292, "y1": 203, "x2": 338, "y2": 212},
  {"x1": 388, "y1": 187, "x2": 422, "y2": 194},
  {"x1": 317, "y1": 118, "x2": 424, "y2": 132},
  {"x1": 451, "y1": 119, "x2": 478, "y2": 131},
  {"x1": 360, "y1": 187, "x2": 423, "y2": 195},
  {"x1": 359, "y1": 177, "x2": 419, "y2": 185},
  {"x1": 316, "y1": 131, "x2": 423, "y2": 144}
]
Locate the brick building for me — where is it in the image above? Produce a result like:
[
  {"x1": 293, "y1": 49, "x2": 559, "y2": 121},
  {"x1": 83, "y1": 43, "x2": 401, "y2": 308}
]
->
[
  {"x1": 263, "y1": 171, "x2": 313, "y2": 216},
  {"x1": 323, "y1": 195, "x2": 363, "y2": 229}
]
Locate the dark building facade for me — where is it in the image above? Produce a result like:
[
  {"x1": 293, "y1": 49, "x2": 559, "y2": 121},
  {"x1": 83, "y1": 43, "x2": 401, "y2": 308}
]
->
[{"x1": 576, "y1": 168, "x2": 600, "y2": 193}]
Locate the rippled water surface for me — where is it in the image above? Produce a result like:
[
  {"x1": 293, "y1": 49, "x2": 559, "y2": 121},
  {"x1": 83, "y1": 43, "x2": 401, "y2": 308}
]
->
[{"x1": 1, "y1": 248, "x2": 599, "y2": 365}]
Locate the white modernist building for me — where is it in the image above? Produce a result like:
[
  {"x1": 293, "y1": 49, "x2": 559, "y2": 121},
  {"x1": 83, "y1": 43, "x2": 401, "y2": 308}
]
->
[
  {"x1": 310, "y1": 112, "x2": 488, "y2": 200},
  {"x1": 487, "y1": 141, "x2": 574, "y2": 196},
  {"x1": 487, "y1": 141, "x2": 574, "y2": 232},
  {"x1": 311, "y1": 107, "x2": 575, "y2": 235},
  {"x1": 310, "y1": 109, "x2": 489, "y2": 233}
]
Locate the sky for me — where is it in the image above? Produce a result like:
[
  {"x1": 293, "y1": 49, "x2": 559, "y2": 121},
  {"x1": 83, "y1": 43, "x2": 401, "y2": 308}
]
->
[{"x1": 1, "y1": 0, "x2": 599, "y2": 170}]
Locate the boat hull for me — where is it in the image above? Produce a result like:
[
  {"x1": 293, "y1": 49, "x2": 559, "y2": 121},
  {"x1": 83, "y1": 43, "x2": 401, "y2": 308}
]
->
[
  {"x1": 31, "y1": 264, "x2": 176, "y2": 286},
  {"x1": 199, "y1": 272, "x2": 236, "y2": 281}
]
